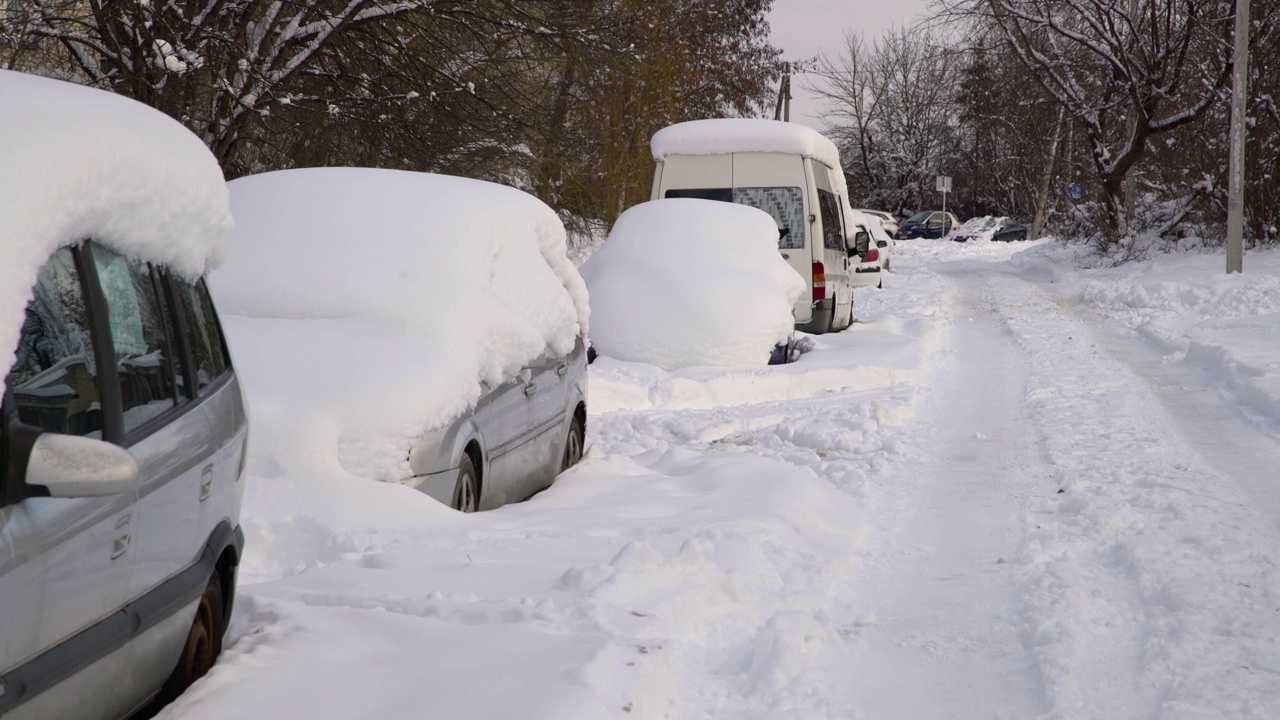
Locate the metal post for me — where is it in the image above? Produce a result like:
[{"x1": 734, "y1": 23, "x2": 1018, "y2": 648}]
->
[{"x1": 1227, "y1": 0, "x2": 1250, "y2": 274}]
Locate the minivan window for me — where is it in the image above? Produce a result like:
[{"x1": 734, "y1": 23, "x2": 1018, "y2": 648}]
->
[
  {"x1": 7, "y1": 248, "x2": 104, "y2": 437},
  {"x1": 90, "y1": 245, "x2": 181, "y2": 433},
  {"x1": 817, "y1": 189, "x2": 844, "y2": 250},
  {"x1": 175, "y1": 278, "x2": 230, "y2": 391},
  {"x1": 906, "y1": 211, "x2": 932, "y2": 223}
]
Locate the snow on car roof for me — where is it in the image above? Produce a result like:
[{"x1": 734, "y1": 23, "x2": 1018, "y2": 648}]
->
[
  {"x1": 0, "y1": 70, "x2": 231, "y2": 394},
  {"x1": 651, "y1": 118, "x2": 843, "y2": 172},
  {"x1": 210, "y1": 167, "x2": 589, "y2": 482}
]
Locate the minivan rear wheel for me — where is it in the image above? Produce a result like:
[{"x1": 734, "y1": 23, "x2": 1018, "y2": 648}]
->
[{"x1": 159, "y1": 571, "x2": 224, "y2": 704}]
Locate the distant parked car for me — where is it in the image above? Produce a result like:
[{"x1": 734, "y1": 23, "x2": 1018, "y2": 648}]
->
[
  {"x1": 1, "y1": 69, "x2": 246, "y2": 719},
  {"x1": 858, "y1": 209, "x2": 900, "y2": 237},
  {"x1": 895, "y1": 210, "x2": 959, "y2": 239},
  {"x1": 953, "y1": 216, "x2": 1029, "y2": 242},
  {"x1": 211, "y1": 168, "x2": 589, "y2": 514}
]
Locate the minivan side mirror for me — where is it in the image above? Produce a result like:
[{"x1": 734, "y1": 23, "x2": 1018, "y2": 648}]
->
[{"x1": 26, "y1": 433, "x2": 138, "y2": 497}]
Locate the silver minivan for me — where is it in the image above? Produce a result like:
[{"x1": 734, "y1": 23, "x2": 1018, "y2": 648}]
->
[{"x1": 0, "y1": 70, "x2": 247, "y2": 720}]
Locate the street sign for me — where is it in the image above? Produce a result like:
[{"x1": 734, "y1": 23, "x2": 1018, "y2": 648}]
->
[{"x1": 936, "y1": 175, "x2": 952, "y2": 193}]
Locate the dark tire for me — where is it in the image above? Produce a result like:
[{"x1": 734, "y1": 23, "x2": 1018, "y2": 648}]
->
[
  {"x1": 158, "y1": 571, "x2": 224, "y2": 704},
  {"x1": 561, "y1": 414, "x2": 585, "y2": 471},
  {"x1": 452, "y1": 454, "x2": 480, "y2": 512}
]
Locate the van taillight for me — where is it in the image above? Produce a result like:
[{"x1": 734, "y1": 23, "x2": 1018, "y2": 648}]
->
[
  {"x1": 863, "y1": 247, "x2": 880, "y2": 263},
  {"x1": 812, "y1": 262, "x2": 826, "y2": 301}
]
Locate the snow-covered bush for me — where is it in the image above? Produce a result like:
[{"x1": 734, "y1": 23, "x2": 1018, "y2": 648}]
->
[{"x1": 581, "y1": 199, "x2": 804, "y2": 370}]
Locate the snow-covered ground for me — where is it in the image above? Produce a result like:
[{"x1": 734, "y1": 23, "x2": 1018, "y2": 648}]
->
[{"x1": 164, "y1": 237, "x2": 1280, "y2": 720}]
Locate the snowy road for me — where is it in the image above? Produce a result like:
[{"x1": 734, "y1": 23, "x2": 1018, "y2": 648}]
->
[{"x1": 169, "y1": 241, "x2": 1280, "y2": 720}]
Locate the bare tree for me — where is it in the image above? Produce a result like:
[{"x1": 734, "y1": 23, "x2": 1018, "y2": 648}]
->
[
  {"x1": 937, "y1": 0, "x2": 1236, "y2": 245},
  {"x1": 811, "y1": 27, "x2": 960, "y2": 216}
]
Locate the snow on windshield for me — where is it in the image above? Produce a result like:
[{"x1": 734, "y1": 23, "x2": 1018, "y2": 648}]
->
[
  {"x1": 209, "y1": 168, "x2": 588, "y2": 483},
  {"x1": 580, "y1": 199, "x2": 803, "y2": 370},
  {"x1": 0, "y1": 70, "x2": 231, "y2": 394}
]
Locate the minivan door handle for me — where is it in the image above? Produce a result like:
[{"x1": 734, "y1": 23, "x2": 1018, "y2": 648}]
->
[
  {"x1": 524, "y1": 382, "x2": 536, "y2": 397},
  {"x1": 556, "y1": 363, "x2": 568, "y2": 378},
  {"x1": 112, "y1": 515, "x2": 132, "y2": 560}
]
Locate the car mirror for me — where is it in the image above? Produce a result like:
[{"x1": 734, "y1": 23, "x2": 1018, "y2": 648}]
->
[
  {"x1": 851, "y1": 230, "x2": 870, "y2": 255},
  {"x1": 26, "y1": 433, "x2": 138, "y2": 497}
]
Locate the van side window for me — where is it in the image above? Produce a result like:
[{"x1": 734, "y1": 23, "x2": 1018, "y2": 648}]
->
[
  {"x1": 90, "y1": 245, "x2": 181, "y2": 434},
  {"x1": 6, "y1": 248, "x2": 105, "y2": 437},
  {"x1": 175, "y1": 278, "x2": 230, "y2": 391},
  {"x1": 665, "y1": 188, "x2": 733, "y2": 202},
  {"x1": 816, "y1": 190, "x2": 844, "y2": 250},
  {"x1": 732, "y1": 187, "x2": 806, "y2": 250}
]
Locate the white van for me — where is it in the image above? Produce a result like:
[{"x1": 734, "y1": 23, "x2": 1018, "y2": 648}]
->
[{"x1": 650, "y1": 119, "x2": 859, "y2": 334}]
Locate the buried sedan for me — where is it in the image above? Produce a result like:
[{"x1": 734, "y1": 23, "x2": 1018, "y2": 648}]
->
[{"x1": 210, "y1": 167, "x2": 590, "y2": 513}]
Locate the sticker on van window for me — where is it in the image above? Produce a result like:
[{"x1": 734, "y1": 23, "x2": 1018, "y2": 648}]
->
[{"x1": 732, "y1": 187, "x2": 805, "y2": 249}]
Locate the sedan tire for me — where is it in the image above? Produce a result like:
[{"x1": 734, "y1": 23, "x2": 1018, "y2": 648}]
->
[
  {"x1": 561, "y1": 415, "x2": 585, "y2": 471},
  {"x1": 453, "y1": 454, "x2": 480, "y2": 512}
]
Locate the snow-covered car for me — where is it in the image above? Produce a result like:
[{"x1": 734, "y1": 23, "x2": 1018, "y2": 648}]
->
[
  {"x1": 210, "y1": 168, "x2": 590, "y2": 513},
  {"x1": 858, "y1": 209, "x2": 900, "y2": 236},
  {"x1": 952, "y1": 216, "x2": 1029, "y2": 243},
  {"x1": 1, "y1": 70, "x2": 247, "y2": 718},
  {"x1": 581, "y1": 199, "x2": 804, "y2": 367},
  {"x1": 895, "y1": 210, "x2": 960, "y2": 239},
  {"x1": 845, "y1": 208, "x2": 894, "y2": 289}
]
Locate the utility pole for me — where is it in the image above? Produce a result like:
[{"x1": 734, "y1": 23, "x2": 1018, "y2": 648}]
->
[
  {"x1": 1227, "y1": 0, "x2": 1251, "y2": 274},
  {"x1": 774, "y1": 62, "x2": 792, "y2": 122}
]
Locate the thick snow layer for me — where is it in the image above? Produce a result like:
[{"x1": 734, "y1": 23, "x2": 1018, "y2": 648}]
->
[
  {"x1": 580, "y1": 199, "x2": 804, "y2": 370},
  {"x1": 209, "y1": 168, "x2": 588, "y2": 483},
  {"x1": 165, "y1": 238, "x2": 1280, "y2": 719},
  {"x1": 651, "y1": 118, "x2": 842, "y2": 173},
  {"x1": 0, "y1": 70, "x2": 231, "y2": 394}
]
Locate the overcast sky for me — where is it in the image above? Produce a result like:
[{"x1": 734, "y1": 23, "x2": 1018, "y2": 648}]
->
[{"x1": 767, "y1": 0, "x2": 931, "y2": 130}]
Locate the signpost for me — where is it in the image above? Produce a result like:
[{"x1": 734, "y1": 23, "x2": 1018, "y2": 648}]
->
[{"x1": 936, "y1": 175, "x2": 952, "y2": 215}]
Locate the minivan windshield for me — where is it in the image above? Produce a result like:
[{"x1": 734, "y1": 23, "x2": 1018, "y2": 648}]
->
[{"x1": 906, "y1": 211, "x2": 933, "y2": 223}]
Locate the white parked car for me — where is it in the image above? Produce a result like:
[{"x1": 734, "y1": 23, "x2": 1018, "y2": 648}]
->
[
  {"x1": 858, "y1": 209, "x2": 900, "y2": 237},
  {"x1": 845, "y1": 208, "x2": 895, "y2": 289},
  {"x1": 1, "y1": 70, "x2": 247, "y2": 718},
  {"x1": 210, "y1": 168, "x2": 590, "y2": 512}
]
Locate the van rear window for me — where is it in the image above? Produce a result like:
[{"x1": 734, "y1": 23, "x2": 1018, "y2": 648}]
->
[{"x1": 664, "y1": 186, "x2": 806, "y2": 249}]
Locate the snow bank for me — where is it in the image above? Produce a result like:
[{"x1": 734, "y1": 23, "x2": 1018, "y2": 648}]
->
[
  {"x1": 0, "y1": 70, "x2": 231, "y2": 393},
  {"x1": 210, "y1": 168, "x2": 588, "y2": 484},
  {"x1": 651, "y1": 119, "x2": 842, "y2": 175},
  {"x1": 580, "y1": 199, "x2": 804, "y2": 370},
  {"x1": 1014, "y1": 244, "x2": 1280, "y2": 422}
]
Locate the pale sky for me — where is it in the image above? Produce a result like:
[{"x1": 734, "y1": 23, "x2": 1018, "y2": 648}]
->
[{"x1": 767, "y1": 0, "x2": 930, "y2": 130}]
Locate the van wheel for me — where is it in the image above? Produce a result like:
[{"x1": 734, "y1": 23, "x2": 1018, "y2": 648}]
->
[
  {"x1": 561, "y1": 414, "x2": 585, "y2": 471},
  {"x1": 159, "y1": 571, "x2": 224, "y2": 703},
  {"x1": 453, "y1": 454, "x2": 480, "y2": 512}
]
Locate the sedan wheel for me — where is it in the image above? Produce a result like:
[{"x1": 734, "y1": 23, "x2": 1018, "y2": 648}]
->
[
  {"x1": 453, "y1": 454, "x2": 480, "y2": 512},
  {"x1": 561, "y1": 415, "x2": 585, "y2": 471}
]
